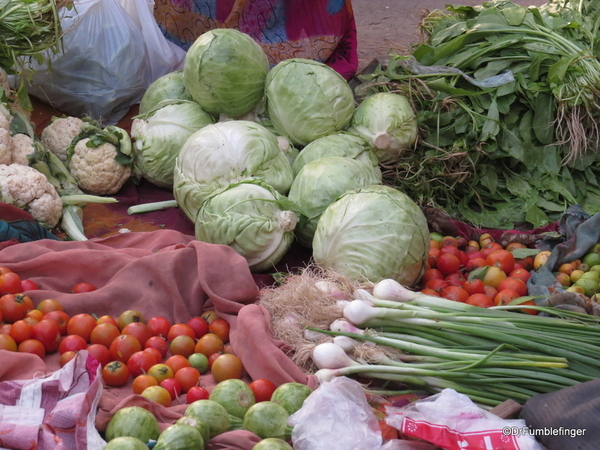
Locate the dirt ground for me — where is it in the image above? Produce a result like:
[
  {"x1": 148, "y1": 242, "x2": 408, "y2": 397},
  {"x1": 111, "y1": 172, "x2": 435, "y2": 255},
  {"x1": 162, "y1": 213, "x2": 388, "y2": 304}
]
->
[{"x1": 351, "y1": 0, "x2": 547, "y2": 73}]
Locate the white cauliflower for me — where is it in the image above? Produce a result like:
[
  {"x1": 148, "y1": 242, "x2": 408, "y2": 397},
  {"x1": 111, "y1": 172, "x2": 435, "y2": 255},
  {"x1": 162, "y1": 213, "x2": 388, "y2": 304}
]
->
[
  {"x1": 69, "y1": 138, "x2": 131, "y2": 195},
  {"x1": 41, "y1": 116, "x2": 85, "y2": 162},
  {"x1": 10, "y1": 133, "x2": 35, "y2": 165},
  {"x1": 0, "y1": 164, "x2": 63, "y2": 228},
  {"x1": 0, "y1": 110, "x2": 12, "y2": 166}
]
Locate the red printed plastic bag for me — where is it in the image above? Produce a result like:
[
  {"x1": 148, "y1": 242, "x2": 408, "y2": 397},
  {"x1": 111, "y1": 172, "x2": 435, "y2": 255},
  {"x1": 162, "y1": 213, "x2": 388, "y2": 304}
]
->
[
  {"x1": 0, "y1": 351, "x2": 104, "y2": 450},
  {"x1": 385, "y1": 389, "x2": 543, "y2": 450}
]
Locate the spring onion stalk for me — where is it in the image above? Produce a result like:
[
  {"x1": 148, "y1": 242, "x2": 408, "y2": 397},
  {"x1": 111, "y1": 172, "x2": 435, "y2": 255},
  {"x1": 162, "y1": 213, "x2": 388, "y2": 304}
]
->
[
  {"x1": 127, "y1": 200, "x2": 179, "y2": 215},
  {"x1": 60, "y1": 205, "x2": 87, "y2": 241}
]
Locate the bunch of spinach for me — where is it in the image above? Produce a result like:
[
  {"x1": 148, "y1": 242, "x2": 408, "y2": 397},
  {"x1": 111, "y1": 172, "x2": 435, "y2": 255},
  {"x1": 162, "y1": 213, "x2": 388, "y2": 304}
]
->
[{"x1": 357, "y1": 0, "x2": 600, "y2": 229}]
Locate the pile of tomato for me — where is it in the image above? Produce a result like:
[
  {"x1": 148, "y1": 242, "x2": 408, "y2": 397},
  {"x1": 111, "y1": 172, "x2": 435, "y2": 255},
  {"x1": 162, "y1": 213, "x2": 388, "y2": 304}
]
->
[
  {"x1": 421, "y1": 233, "x2": 539, "y2": 313},
  {"x1": 0, "y1": 266, "x2": 276, "y2": 408}
]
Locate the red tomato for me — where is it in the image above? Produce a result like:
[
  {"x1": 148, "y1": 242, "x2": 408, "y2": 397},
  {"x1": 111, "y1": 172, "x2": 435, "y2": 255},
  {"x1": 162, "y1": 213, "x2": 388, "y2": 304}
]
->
[
  {"x1": 467, "y1": 251, "x2": 484, "y2": 260},
  {"x1": 132, "y1": 374, "x2": 158, "y2": 395},
  {"x1": 18, "y1": 339, "x2": 45, "y2": 358},
  {"x1": 9, "y1": 320, "x2": 33, "y2": 344},
  {"x1": 96, "y1": 315, "x2": 118, "y2": 327},
  {"x1": 194, "y1": 333, "x2": 224, "y2": 358},
  {"x1": 144, "y1": 335, "x2": 169, "y2": 358},
  {"x1": 37, "y1": 299, "x2": 63, "y2": 315},
  {"x1": 201, "y1": 311, "x2": 218, "y2": 324},
  {"x1": 424, "y1": 278, "x2": 449, "y2": 292},
  {"x1": 169, "y1": 335, "x2": 196, "y2": 358},
  {"x1": 43, "y1": 310, "x2": 70, "y2": 336},
  {"x1": 0, "y1": 272, "x2": 22, "y2": 295},
  {"x1": 509, "y1": 268, "x2": 531, "y2": 284},
  {"x1": 160, "y1": 378, "x2": 182, "y2": 400},
  {"x1": 71, "y1": 282, "x2": 97, "y2": 293},
  {"x1": 67, "y1": 314, "x2": 98, "y2": 342},
  {"x1": 121, "y1": 322, "x2": 152, "y2": 347},
  {"x1": 0, "y1": 267, "x2": 12, "y2": 274},
  {"x1": 109, "y1": 334, "x2": 142, "y2": 364},
  {"x1": 147, "y1": 316, "x2": 171, "y2": 338},
  {"x1": 427, "y1": 247, "x2": 440, "y2": 268},
  {"x1": 164, "y1": 354, "x2": 191, "y2": 374},
  {"x1": 127, "y1": 350, "x2": 158, "y2": 377},
  {"x1": 90, "y1": 323, "x2": 120, "y2": 348},
  {"x1": 167, "y1": 323, "x2": 196, "y2": 343},
  {"x1": 465, "y1": 257, "x2": 487, "y2": 272},
  {"x1": 439, "y1": 285, "x2": 470, "y2": 303},
  {"x1": 486, "y1": 250, "x2": 515, "y2": 275},
  {"x1": 462, "y1": 279, "x2": 485, "y2": 295},
  {"x1": 0, "y1": 333, "x2": 17, "y2": 351},
  {"x1": 480, "y1": 242, "x2": 504, "y2": 257},
  {"x1": 249, "y1": 379, "x2": 277, "y2": 403},
  {"x1": 519, "y1": 300, "x2": 539, "y2": 315},
  {"x1": 444, "y1": 272, "x2": 466, "y2": 287},
  {"x1": 141, "y1": 385, "x2": 171, "y2": 407},
  {"x1": 60, "y1": 351, "x2": 78, "y2": 367},
  {"x1": 87, "y1": 344, "x2": 111, "y2": 367},
  {"x1": 439, "y1": 245, "x2": 462, "y2": 259},
  {"x1": 20, "y1": 279, "x2": 39, "y2": 291},
  {"x1": 59, "y1": 334, "x2": 88, "y2": 355},
  {"x1": 437, "y1": 253, "x2": 461, "y2": 276},
  {"x1": 211, "y1": 354, "x2": 244, "y2": 382},
  {"x1": 208, "y1": 351, "x2": 224, "y2": 368},
  {"x1": 497, "y1": 277, "x2": 528, "y2": 297},
  {"x1": 26, "y1": 309, "x2": 43, "y2": 322},
  {"x1": 32, "y1": 319, "x2": 62, "y2": 353},
  {"x1": 420, "y1": 268, "x2": 444, "y2": 286},
  {"x1": 0, "y1": 324, "x2": 11, "y2": 335},
  {"x1": 186, "y1": 386, "x2": 210, "y2": 403},
  {"x1": 143, "y1": 347, "x2": 163, "y2": 365},
  {"x1": 493, "y1": 289, "x2": 521, "y2": 306},
  {"x1": 174, "y1": 366, "x2": 200, "y2": 393},
  {"x1": 187, "y1": 317, "x2": 209, "y2": 340},
  {"x1": 483, "y1": 285, "x2": 499, "y2": 300},
  {"x1": 466, "y1": 294, "x2": 494, "y2": 308},
  {"x1": 0, "y1": 293, "x2": 34, "y2": 323},
  {"x1": 102, "y1": 360, "x2": 130, "y2": 387}
]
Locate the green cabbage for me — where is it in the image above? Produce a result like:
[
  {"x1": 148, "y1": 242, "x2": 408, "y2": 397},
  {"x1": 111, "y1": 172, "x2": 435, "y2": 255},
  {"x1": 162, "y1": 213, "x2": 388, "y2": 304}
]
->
[
  {"x1": 138, "y1": 70, "x2": 193, "y2": 115},
  {"x1": 291, "y1": 132, "x2": 380, "y2": 177},
  {"x1": 288, "y1": 156, "x2": 382, "y2": 247},
  {"x1": 265, "y1": 59, "x2": 355, "y2": 146},
  {"x1": 131, "y1": 100, "x2": 215, "y2": 188},
  {"x1": 183, "y1": 28, "x2": 270, "y2": 118},
  {"x1": 195, "y1": 179, "x2": 298, "y2": 273},
  {"x1": 173, "y1": 120, "x2": 294, "y2": 222},
  {"x1": 348, "y1": 92, "x2": 418, "y2": 164},
  {"x1": 313, "y1": 185, "x2": 429, "y2": 286}
]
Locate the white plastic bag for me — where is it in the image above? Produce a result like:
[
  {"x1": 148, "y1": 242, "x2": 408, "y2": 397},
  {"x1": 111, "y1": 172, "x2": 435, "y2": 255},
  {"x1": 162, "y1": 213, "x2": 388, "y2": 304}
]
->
[
  {"x1": 23, "y1": 0, "x2": 184, "y2": 124},
  {"x1": 288, "y1": 377, "x2": 383, "y2": 450},
  {"x1": 115, "y1": 0, "x2": 185, "y2": 83},
  {"x1": 385, "y1": 389, "x2": 544, "y2": 450}
]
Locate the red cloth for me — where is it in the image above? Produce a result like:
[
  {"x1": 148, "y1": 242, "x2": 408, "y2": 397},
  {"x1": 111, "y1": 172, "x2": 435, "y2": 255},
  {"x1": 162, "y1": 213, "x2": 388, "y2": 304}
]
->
[{"x1": 0, "y1": 229, "x2": 318, "y2": 449}]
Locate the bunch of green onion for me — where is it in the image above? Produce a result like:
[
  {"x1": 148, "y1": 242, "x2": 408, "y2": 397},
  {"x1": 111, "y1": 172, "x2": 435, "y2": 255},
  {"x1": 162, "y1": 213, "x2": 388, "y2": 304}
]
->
[
  {"x1": 0, "y1": 0, "x2": 71, "y2": 73},
  {"x1": 309, "y1": 279, "x2": 600, "y2": 408}
]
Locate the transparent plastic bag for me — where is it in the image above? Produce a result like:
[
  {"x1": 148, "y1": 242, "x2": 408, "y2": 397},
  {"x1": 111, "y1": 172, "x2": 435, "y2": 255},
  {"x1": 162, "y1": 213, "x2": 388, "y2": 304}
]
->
[
  {"x1": 385, "y1": 389, "x2": 543, "y2": 450},
  {"x1": 288, "y1": 377, "x2": 383, "y2": 450},
  {"x1": 22, "y1": 0, "x2": 184, "y2": 125}
]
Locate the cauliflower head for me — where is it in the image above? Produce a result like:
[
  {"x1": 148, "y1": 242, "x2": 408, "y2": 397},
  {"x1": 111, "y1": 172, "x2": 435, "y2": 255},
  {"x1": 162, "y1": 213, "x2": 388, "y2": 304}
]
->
[
  {"x1": 41, "y1": 116, "x2": 85, "y2": 162},
  {"x1": 0, "y1": 111, "x2": 11, "y2": 166},
  {"x1": 10, "y1": 133, "x2": 35, "y2": 165},
  {"x1": 0, "y1": 164, "x2": 63, "y2": 228},
  {"x1": 70, "y1": 138, "x2": 131, "y2": 195}
]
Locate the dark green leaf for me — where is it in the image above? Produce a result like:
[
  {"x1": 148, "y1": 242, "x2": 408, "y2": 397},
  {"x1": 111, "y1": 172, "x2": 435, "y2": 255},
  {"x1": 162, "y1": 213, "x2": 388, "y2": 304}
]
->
[
  {"x1": 532, "y1": 92, "x2": 555, "y2": 145},
  {"x1": 501, "y1": 5, "x2": 528, "y2": 26},
  {"x1": 525, "y1": 206, "x2": 550, "y2": 228},
  {"x1": 481, "y1": 99, "x2": 500, "y2": 141}
]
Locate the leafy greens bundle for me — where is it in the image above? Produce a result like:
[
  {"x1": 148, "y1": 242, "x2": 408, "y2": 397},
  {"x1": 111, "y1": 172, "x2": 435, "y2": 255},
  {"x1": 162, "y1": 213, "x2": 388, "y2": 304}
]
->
[{"x1": 357, "y1": 0, "x2": 600, "y2": 229}]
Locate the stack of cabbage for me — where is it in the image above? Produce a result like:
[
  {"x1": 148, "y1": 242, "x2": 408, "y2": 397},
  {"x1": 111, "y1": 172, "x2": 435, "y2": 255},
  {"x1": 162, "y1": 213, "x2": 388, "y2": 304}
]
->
[{"x1": 132, "y1": 28, "x2": 429, "y2": 284}]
